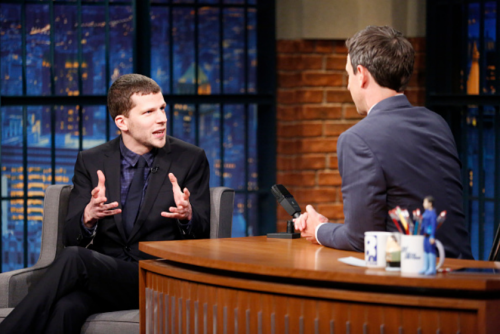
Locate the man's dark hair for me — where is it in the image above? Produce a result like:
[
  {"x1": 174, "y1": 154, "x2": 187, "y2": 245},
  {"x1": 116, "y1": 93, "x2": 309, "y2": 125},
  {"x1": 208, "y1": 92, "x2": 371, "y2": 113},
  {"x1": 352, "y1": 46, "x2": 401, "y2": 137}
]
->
[
  {"x1": 107, "y1": 74, "x2": 161, "y2": 119},
  {"x1": 345, "y1": 26, "x2": 414, "y2": 92},
  {"x1": 424, "y1": 196, "x2": 435, "y2": 206}
]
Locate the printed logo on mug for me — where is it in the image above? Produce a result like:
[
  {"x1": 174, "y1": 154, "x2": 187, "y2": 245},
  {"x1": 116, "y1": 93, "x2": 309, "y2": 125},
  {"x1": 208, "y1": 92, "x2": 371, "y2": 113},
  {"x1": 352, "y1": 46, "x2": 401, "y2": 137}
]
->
[
  {"x1": 364, "y1": 231, "x2": 392, "y2": 268},
  {"x1": 400, "y1": 234, "x2": 445, "y2": 274}
]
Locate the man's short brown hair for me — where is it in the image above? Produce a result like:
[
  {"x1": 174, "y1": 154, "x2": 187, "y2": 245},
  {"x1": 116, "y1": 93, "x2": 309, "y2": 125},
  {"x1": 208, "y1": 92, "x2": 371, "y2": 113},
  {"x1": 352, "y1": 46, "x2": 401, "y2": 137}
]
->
[
  {"x1": 346, "y1": 26, "x2": 414, "y2": 92},
  {"x1": 107, "y1": 74, "x2": 161, "y2": 119}
]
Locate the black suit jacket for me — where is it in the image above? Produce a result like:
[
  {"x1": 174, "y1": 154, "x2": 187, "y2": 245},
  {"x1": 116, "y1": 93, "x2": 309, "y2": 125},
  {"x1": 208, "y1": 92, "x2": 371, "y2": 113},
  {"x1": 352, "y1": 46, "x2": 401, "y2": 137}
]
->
[
  {"x1": 317, "y1": 95, "x2": 473, "y2": 259},
  {"x1": 63, "y1": 136, "x2": 210, "y2": 261}
]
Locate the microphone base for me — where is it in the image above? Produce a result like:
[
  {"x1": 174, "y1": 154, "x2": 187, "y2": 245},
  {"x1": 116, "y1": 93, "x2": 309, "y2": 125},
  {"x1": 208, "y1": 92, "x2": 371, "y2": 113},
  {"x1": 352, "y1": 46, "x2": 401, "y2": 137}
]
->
[{"x1": 267, "y1": 232, "x2": 301, "y2": 239}]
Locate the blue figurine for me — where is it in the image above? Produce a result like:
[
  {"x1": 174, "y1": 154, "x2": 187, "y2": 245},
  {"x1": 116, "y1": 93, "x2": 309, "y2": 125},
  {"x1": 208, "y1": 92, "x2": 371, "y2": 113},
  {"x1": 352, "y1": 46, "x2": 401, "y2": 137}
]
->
[{"x1": 419, "y1": 196, "x2": 437, "y2": 275}]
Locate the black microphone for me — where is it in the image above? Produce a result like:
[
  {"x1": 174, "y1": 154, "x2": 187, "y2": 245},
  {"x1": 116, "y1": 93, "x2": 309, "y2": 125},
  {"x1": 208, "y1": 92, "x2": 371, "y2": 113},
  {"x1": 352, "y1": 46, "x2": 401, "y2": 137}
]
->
[
  {"x1": 271, "y1": 184, "x2": 301, "y2": 218},
  {"x1": 151, "y1": 167, "x2": 159, "y2": 174}
]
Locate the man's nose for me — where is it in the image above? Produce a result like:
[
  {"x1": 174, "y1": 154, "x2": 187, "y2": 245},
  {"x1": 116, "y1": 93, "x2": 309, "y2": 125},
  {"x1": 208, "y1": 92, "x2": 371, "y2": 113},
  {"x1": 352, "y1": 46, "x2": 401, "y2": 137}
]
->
[{"x1": 157, "y1": 111, "x2": 167, "y2": 123}]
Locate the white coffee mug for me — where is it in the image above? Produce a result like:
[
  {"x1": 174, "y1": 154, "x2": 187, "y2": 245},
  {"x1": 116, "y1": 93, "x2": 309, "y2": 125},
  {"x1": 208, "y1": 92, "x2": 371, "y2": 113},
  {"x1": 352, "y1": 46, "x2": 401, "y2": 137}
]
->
[
  {"x1": 400, "y1": 234, "x2": 445, "y2": 274},
  {"x1": 364, "y1": 231, "x2": 393, "y2": 268}
]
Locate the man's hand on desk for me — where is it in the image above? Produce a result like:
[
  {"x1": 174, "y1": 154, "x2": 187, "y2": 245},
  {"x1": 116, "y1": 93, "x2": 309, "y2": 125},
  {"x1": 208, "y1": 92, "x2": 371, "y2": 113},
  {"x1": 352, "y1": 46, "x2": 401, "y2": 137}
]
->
[{"x1": 293, "y1": 205, "x2": 328, "y2": 244}]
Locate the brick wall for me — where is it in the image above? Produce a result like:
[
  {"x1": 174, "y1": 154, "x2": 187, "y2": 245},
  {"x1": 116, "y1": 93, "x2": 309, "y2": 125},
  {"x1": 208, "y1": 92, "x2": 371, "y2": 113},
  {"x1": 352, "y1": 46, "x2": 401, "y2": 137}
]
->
[{"x1": 276, "y1": 38, "x2": 426, "y2": 231}]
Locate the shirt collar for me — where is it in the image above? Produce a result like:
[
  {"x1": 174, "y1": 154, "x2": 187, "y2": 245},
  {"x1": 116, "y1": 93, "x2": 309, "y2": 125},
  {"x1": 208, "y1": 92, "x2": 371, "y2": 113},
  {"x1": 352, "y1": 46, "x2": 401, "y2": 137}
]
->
[
  {"x1": 367, "y1": 93, "x2": 404, "y2": 115},
  {"x1": 119, "y1": 137, "x2": 156, "y2": 168}
]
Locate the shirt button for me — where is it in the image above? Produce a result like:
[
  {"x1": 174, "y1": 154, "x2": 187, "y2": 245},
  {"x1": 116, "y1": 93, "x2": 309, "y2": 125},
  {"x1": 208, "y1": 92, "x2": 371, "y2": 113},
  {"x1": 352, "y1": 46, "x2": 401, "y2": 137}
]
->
[{"x1": 125, "y1": 246, "x2": 131, "y2": 252}]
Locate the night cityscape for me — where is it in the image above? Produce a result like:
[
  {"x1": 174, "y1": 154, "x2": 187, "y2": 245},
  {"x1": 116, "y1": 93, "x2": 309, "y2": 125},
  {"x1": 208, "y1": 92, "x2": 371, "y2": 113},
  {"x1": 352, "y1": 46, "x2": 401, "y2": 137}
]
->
[{"x1": 0, "y1": 2, "x2": 258, "y2": 272}]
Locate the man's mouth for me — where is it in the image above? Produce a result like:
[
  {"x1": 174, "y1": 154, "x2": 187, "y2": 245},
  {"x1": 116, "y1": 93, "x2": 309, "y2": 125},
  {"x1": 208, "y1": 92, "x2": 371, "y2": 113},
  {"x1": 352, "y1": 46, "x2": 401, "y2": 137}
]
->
[{"x1": 153, "y1": 129, "x2": 165, "y2": 137}]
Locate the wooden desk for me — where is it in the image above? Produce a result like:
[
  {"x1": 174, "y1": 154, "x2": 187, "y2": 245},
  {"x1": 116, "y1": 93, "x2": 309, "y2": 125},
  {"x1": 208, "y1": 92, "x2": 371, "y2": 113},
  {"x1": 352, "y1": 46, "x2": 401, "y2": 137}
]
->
[{"x1": 139, "y1": 236, "x2": 500, "y2": 334}]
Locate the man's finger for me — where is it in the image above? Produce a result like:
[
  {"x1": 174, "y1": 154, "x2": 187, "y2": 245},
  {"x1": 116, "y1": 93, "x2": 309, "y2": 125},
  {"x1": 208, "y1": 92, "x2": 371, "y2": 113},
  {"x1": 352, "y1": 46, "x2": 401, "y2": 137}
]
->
[
  {"x1": 305, "y1": 204, "x2": 317, "y2": 216},
  {"x1": 183, "y1": 188, "x2": 190, "y2": 198},
  {"x1": 91, "y1": 186, "x2": 99, "y2": 198},
  {"x1": 97, "y1": 170, "x2": 106, "y2": 189},
  {"x1": 169, "y1": 173, "x2": 181, "y2": 191}
]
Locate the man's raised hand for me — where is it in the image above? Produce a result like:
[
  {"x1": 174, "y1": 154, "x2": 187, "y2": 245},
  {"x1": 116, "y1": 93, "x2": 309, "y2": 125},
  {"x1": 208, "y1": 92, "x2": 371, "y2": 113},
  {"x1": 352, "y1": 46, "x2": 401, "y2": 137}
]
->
[
  {"x1": 293, "y1": 205, "x2": 329, "y2": 244},
  {"x1": 161, "y1": 173, "x2": 192, "y2": 221},
  {"x1": 83, "y1": 170, "x2": 121, "y2": 228}
]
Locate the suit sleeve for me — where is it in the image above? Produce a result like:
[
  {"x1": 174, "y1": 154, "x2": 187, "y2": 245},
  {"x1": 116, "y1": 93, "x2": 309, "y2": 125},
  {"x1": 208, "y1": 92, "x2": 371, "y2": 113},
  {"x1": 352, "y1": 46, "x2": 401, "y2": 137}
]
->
[
  {"x1": 63, "y1": 151, "x2": 95, "y2": 247},
  {"x1": 317, "y1": 131, "x2": 387, "y2": 252},
  {"x1": 177, "y1": 149, "x2": 210, "y2": 239}
]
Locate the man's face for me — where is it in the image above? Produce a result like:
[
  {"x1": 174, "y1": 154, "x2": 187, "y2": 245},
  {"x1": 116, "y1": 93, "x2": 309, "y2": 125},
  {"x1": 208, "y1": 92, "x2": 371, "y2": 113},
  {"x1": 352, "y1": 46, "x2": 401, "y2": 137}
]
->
[
  {"x1": 118, "y1": 92, "x2": 167, "y2": 155},
  {"x1": 345, "y1": 55, "x2": 366, "y2": 115}
]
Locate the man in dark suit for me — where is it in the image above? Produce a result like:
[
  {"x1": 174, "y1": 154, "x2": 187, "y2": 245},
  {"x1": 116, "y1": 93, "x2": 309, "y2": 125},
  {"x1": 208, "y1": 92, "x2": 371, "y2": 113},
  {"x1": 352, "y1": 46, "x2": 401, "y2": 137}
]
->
[
  {"x1": 294, "y1": 26, "x2": 473, "y2": 259},
  {"x1": 0, "y1": 74, "x2": 210, "y2": 333}
]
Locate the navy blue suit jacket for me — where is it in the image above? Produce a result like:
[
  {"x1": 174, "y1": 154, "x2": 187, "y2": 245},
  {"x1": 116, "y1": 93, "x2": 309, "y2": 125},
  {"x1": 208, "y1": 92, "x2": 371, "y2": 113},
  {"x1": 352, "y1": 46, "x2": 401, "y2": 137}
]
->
[{"x1": 317, "y1": 95, "x2": 473, "y2": 259}]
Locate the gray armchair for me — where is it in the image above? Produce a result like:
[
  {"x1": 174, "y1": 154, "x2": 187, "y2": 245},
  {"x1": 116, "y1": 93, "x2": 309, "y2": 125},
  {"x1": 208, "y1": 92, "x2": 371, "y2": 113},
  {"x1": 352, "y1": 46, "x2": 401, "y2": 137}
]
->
[{"x1": 0, "y1": 184, "x2": 234, "y2": 333}]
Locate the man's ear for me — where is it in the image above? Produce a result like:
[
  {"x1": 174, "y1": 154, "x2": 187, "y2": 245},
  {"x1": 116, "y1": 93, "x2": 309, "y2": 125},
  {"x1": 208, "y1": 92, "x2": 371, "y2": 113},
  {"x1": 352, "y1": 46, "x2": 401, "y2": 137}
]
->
[
  {"x1": 115, "y1": 115, "x2": 128, "y2": 132},
  {"x1": 357, "y1": 65, "x2": 370, "y2": 88}
]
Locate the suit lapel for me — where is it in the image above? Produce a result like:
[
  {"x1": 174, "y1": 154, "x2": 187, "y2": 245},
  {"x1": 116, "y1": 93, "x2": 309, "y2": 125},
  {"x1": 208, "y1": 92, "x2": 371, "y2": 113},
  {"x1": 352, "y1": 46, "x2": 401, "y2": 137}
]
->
[
  {"x1": 128, "y1": 139, "x2": 173, "y2": 241},
  {"x1": 103, "y1": 138, "x2": 127, "y2": 241}
]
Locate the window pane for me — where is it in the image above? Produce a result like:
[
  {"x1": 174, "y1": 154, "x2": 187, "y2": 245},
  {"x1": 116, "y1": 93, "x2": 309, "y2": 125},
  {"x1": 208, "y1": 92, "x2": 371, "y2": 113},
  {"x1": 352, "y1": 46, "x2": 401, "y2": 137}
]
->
[
  {"x1": 151, "y1": 0, "x2": 170, "y2": 3},
  {"x1": 173, "y1": 7, "x2": 195, "y2": 94},
  {"x1": 55, "y1": 106, "x2": 79, "y2": 184},
  {"x1": 469, "y1": 200, "x2": 479, "y2": 260},
  {"x1": 466, "y1": 106, "x2": 479, "y2": 197},
  {"x1": 199, "y1": 7, "x2": 220, "y2": 95},
  {"x1": 83, "y1": 106, "x2": 107, "y2": 149},
  {"x1": 82, "y1": 6, "x2": 106, "y2": 95},
  {"x1": 26, "y1": 4, "x2": 51, "y2": 96},
  {"x1": 484, "y1": 202, "x2": 494, "y2": 260},
  {"x1": 109, "y1": 6, "x2": 133, "y2": 84},
  {"x1": 199, "y1": 104, "x2": 221, "y2": 187},
  {"x1": 223, "y1": 104, "x2": 245, "y2": 189},
  {"x1": 484, "y1": 106, "x2": 495, "y2": 197},
  {"x1": 247, "y1": 8, "x2": 257, "y2": 93},
  {"x1": 199, "y1": 0, "x2": 220, "y2": 3},
  {"x1": 248, "y1": 104, "x2": 257, "y2": 190},
  {"x1": 247, "y1": 193, "x2": 257, "y2": 236},
  {"x1": 223, "y1": 8, "x2": 245, "y2": 93},
  {"x1": 54, "y1": 5, "x2": 79, "y2": 96},
  {"x1": 151, "y1": 7, "x2": 170, "y2": 94},
  {"x1": 172, "y1": 104, "x2": 195, "y2": 144},
  {"x1": 232, "y1": 193, "x2": 246, "y2": 237},
  {"x1": 0, "y1": 4, "x2": 23, "y2": 96},
  {"x1": 173, "y1": 0, "x2": 194, "y2": 3},
  {"x1": 483, "y1": 2, "x2": 496, "y2": 94},
  {"x1": 467, "y1": 3, "x2": 480, "y2": 95},
  {"x1": 248, "y1": 0, "x2": 256, "y2": 4},
  {"x1": 224, "y1": 0, "x2": 245, "y2": 4},
  {"x1": 2, "y1": 200, "x2": 24, "y2": 272}
]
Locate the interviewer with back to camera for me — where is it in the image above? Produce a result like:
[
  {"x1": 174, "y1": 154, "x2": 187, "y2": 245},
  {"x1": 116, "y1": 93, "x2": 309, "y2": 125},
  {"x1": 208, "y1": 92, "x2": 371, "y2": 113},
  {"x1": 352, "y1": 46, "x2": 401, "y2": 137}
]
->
[
  {"x1": 294, "y1": 26, "x2": 473, "y2": 260},
  {"x1": 0, "y1": 74, "x2": 211, "y2": 333}
]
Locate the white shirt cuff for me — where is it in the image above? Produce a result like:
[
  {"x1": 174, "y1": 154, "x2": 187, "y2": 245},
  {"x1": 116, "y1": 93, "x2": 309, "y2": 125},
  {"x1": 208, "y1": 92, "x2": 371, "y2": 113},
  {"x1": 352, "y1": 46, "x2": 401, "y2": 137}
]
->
[{"x1": 315, "y1": 223, "x2": 327, "y2": 245}]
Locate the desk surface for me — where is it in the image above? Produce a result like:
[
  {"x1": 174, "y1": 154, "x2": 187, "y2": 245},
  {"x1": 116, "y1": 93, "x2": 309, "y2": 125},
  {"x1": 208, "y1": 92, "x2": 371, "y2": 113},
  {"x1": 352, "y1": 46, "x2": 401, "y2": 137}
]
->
[{"x1": 139, "y1": 236, "x2": 500, "y2": 293}]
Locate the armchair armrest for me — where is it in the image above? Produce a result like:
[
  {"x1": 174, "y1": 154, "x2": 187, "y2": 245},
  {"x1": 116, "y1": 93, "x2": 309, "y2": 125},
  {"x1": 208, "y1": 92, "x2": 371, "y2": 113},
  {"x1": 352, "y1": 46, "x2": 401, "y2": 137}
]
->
[
  {"x1": 0, "y1": 184, "x2": 72, "y2": 308},
  {"x1": 209, "y1": 187, "x2": 235, "y2": 239}
]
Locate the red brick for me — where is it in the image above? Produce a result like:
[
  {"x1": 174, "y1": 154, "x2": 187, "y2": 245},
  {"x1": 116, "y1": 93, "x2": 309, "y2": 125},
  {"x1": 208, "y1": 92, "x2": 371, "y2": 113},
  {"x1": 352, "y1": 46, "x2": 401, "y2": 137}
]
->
[
  {"x1": 277, "y1": 90, "x2": 296, "y2": 104},
  {"x1": 302, "y1": 55, "x2": 323, "y2": 70},
  {"x1": 277, "y1": 139, "x2": 298, "y2": 154},
  {"x1": 344, "y1": 104, "x2": 364, "y2": 119},
  {"x1": 301, "y1": 106, "x2": 342, "y2": 120},
  {"x1": 277, "y1": 106, "x2": 301, "y2": 121},
  {"x1": 318, "y1": 171, "x2": 342, "y2": 186},
  {"x1": 316, "y1": 203, "x2": 344, "y2": 219},
  {"x1": 277, "y1": 156, "x2": 294, "y2": 171},
  {"x1": 407, "y1": 71, "x2": 425, "y2": 88},
  {"x1": 326, "y1": 90, "x2": 352, "y2": 103},
  {"x1": 296, "y1": 89, "x2": 323, "y2": 103},
  {"x1": 333, "y1": 40, "x2": 348, "y2": 54},
  {"x1": 296, "y1": 40, "x2": 315, "y2": 53},
  {"x1": 276, "y1": 220, "x2": 288, "y2": 232},
  {"x1": 294, "y1": 188, "x2": 337, "y2": 203},
  {"x1": 408, "y1": 37, "x2": 426, "y2": 53},
  {"x1": 414, "y1": 53, "x2": 425, "y2": 71},
  {"x1": 278, "y1": 122, "x2": 323, "y2": 138},
  {"x1": 277, "y1": 55, "x2": 302, "y2": 71},
  {"x1": 326, "y1": 55, "x2": 347, "y2": 70},
  {"x1": 299, "y1": 138, "x2": 337, "y2": 153},
  {"x1": 324, "y1": 122, "x2": 355, "y2": 136},
  {"x1": 405, "y1": 89, "x2": 425, "y2": 106},
  {"x1": 296, "y1": 154, "x2": 326, "y2": 170},
  {"x1": 278, "y1": 72, "x2": 302, "y2": 88},
  {"x1": 277, "y1": 172, "x2": 316, "y2": 186},
  {"x1": 328, "y1": 155, "x2": 338, "y2": 169},
  {"x1": 278, "y1": 205, "x2": 294, "y2": 220},
  {"x1": 277, "y1": 40, "x2": 300, "y2": 53},
  {"x1": 315, "y1": 40, "x2": 334, "y2": 53},
  {"x1": 302, "y1": 73, "x2": 343, "y2": 87}
]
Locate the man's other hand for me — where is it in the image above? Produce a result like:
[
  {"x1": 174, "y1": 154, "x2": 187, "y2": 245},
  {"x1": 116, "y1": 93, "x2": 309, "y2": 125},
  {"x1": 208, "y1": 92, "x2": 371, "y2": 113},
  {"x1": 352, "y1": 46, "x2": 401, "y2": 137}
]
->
[
  {"x1": 83, "y1": 170, "x2": 121, "y2": 228},
  {"x1": 161, "y1": 173, "x2": 193, "y2": 221},
  {"x1": 293, "y1": 205, "x2": 329, "y2": 244}
]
